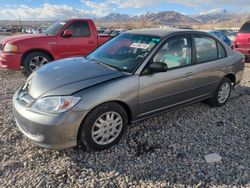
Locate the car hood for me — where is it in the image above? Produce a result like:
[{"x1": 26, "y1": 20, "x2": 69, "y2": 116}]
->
[
  {"x1": 1, "y1": 34, "x2": 48, "y2": 44},
  {"x1": 27, "y1": 57, "x2": 126, "y2": 98}
]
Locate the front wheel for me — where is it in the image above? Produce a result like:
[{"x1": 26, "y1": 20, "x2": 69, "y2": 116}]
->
[
  {"x1": 207, "y1": 77, "x2": 232, "y2": 107},
  {"x1": 79, "y1": 103, "x2": 128, "y2": 150},
  {"x1": 23, "y1": 52, "x2": 52, "y2": 75}
]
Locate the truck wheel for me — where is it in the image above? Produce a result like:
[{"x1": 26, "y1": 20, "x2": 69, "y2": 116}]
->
[
  {"x1": 245, "y1": 55, "x2": 250, "y2": 63},
  {"x1": 23, "y1": 52, "x2": 52, "y2": 75},
  {"x1": 79, "y1": 102, "x2": 128, "y2": 150},
  {"x1": 207, "y1": 77, "x2": 232, "y2": 107}
]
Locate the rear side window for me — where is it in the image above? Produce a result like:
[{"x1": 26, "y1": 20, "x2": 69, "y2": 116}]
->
[
  {"x1": 67, "y1": 21, "x2": 90, "y2": 37},
  {"x1": 194, "y1": 36, "x2": 217, "y2": 63},
  {"x1": 240, "y1": 23, "x2": 250, "y2": 33}
]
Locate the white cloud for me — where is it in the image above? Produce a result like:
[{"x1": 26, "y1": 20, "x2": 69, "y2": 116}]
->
[
  {"x1": 109, "y1": 0, "x2": 157, "y2": 8},
  {"x1": 0, "y1": 1, "x2": 116, "y2": 20},
  {"x1": 82, "y1": 0, "x2": 112, "y2": 17},
  {"x1": 0, "y1": 0, "x2": 249, "y2": 20},
  {"x1": 0, "y1": 3, "x2": 92, "y2": 20}
]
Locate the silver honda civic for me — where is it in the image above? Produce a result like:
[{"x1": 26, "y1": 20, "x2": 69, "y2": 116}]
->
[{"x1": 13, "y1": 29, "x2": 245, "y2": 150}]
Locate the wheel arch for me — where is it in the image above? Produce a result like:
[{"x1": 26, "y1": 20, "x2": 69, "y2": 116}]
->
[
  {"x1": 21, "y1": 49, "x2": 55, "y2": 66},
  {"x1": 224, "y1": 73, "x2": 236, "y2": 85},
  {"x1": 76, "y1": 100, "x2": 133, "y2": 143}
]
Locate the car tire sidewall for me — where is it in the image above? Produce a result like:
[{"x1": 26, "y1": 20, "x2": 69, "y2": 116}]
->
[
  {"x1": 80, "y1": 103, "x2": 128, "y2": 150},
  {"x1": 214, "y1": 77, "x2": 232, "y2": 107},
  {"x1": 23, "y1": 52, "x2": 51, "y2": 75}
]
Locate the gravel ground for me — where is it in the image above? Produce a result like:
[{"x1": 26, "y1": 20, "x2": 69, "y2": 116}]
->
[{"x1": 0, "y1": 64, "x2": 249, "y2": 188}]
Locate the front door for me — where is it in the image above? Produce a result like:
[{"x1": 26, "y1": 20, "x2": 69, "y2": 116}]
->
[
  {"x1": 139, "y1": 35, "x2": 199, "y2": 116},
  {"x1": 57, "y1": 20, "x2": 97, "y2": 58}
]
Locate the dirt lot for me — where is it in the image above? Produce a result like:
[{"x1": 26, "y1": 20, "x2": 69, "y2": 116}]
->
[{"x1": 0, "y1": 62, "x2": 249, "y2": 187}]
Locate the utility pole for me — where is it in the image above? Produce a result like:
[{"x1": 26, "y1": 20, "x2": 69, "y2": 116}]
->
[{"x1": 19, "y1": 15, "x2": 22, "y2": 27}]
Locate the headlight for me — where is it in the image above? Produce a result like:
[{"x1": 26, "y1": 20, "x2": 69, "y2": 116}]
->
[
  {"x1": 31, "y1": 96, "x2": 81, "y2": 114},
  {"x1": 3, "y1": 43, "x2": 18, "y2": 53}
]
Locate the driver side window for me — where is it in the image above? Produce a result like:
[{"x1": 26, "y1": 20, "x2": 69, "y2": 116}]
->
[
  {"x1": 154, "y1": 36, "x2": 192, "y2": 69},
  {"x1": 67, "y1": 21, "x2": 90, "y2": 37}
]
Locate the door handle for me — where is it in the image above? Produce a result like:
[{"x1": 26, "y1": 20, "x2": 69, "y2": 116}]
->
[
  {"x1": 185, "y1": 72, "x2": 193, "y2": 79},
  {"x1": 88, "y1": 40, "x2": 94, "y2": 44}
]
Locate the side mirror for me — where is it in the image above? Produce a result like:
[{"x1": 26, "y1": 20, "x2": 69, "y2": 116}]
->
[
  {"x1": 62, "y1": 29, "x2": 73, "y2": 38},
  {"x1": 148, "y1": 62, "x2": 168, "y2": 73}
]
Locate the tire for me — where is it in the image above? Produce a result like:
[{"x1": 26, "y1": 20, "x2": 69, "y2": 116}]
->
[
  {"x1": 207, "y1": 77, "x2": 232, "y2": 107},
  {"x1": 79, "y1": 102, "x2": 128, "y2": 150},
  {"x1": 23, "y1": 52, "x2": 52, "y2": 75},
  {"x1": 245, "y1": 56, "x2": 250, "y2": 63}
]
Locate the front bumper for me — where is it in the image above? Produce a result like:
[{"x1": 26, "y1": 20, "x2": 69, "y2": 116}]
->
[
  {"x1": 12, "y1": 91, "x2": 87, "y2": 150},
  {"x1": 0, "y1": 51, "x2": 22, "y2": 69}
]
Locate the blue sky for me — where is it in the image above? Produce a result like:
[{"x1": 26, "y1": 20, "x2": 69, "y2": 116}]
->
[{"x1": 0, "y1": 0, "x2": 249, "y2": 20}]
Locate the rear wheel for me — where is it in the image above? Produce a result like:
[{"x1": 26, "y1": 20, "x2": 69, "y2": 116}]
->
[
  {"x1": 23, "y1": 52, "x2": 52, "y2": 75},
  {"x1": 79, "y1": 102, "x2": 128, "y2": 150},
  {"x1": 207, "y1": 77, "x2": 232, "y2": 107}
]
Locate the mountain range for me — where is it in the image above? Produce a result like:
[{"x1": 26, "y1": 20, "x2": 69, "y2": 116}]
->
[
  {"x1": 0, "y1": 9, "x2": 249, "y2": 28},
  {"x1": 97, "y1": 9, "x2": 250, "y2": 27}
]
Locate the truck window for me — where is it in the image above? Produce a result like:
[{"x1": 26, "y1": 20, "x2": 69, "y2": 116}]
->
[
  {"x1": 67, "y1": 21, "x2": 90, "y2": 37},
  {"x1": 240, "y1": 22, "x2": 250, "y2": 33}
]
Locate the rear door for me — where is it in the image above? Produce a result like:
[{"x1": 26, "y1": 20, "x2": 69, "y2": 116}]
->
[
  {"x1": 57, "y1": 20, "x2": 97, "y2": 58},
  {"x1": 188, "y1": 34, "x2": 228, "y2": 96}
]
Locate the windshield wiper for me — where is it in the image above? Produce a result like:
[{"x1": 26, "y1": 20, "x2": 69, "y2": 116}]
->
[{"x1": 90, "y1": 58, "x2": 122, "y2": 72}]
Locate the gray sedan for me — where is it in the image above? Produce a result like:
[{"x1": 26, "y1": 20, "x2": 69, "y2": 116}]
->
[{"x1": 13, "y1": 29, "x2": 245, "y2": 150}]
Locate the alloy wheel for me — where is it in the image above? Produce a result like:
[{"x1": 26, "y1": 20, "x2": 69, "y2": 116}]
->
[
  {"x1": 29, "y1": 56, "x2": 49, "y2": 71},
  {"x1": 218, "y1": 82, "x2": 231, "y2": 104},
  {"x1": 91, "y1": 111, "x2": 123, "y2": 145}
]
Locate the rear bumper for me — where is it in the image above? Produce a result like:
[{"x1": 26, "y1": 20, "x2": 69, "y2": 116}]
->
[
  {"x1": 0, "y1": 51, "x2": 22, "y2": 69},
  {"x1": 233, "y1": 47, "x2": 250, "y2": 56}
]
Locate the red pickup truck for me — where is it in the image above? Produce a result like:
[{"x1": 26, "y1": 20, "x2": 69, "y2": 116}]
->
[
  {"x1": 0, "y1": 19, "x2": 110, "y2": 74},
  {"x1": 233, "y1": 20, "x2": 250, "y2": 62}
]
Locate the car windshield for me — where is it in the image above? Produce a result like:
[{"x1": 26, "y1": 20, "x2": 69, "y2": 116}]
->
[
  {"x1": 112, "y1": 31, "x2": 120, "y2": 35},
  {"x1": 44, "y1": 20, "x2": 68, "y2": 35},
  {"x1": 87, "y1": 33, "x2": 161, "y2": 73}
]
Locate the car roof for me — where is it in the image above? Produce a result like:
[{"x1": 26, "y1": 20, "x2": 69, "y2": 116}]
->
[
  {"x1": 125, "y1": 28, "x2": 205, "y2": 38},
  {"x1": 201, "y1": 30, "x2": 224, "y2": 34}
]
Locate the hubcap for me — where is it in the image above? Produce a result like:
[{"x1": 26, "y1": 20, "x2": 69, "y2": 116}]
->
[
  {"x1": 218, "y1": 82, "x2": 231, "y2": 104},
  {"x1": 91, "y1": 112, "x2": 123, "y2": 145},
  {"x1": 29, "y1": 56, "x2": 49, "y2": 71}
]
